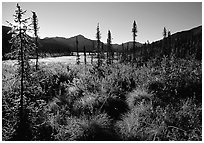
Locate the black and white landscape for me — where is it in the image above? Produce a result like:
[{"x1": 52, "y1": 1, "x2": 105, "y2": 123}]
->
[{"x1": 2, "y1": 2, "x2": 202, "y2": 141}]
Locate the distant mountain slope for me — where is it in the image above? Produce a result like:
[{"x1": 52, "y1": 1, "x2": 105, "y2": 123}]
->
[
  {"x1": 2, "y1": 26, "x2": 12, "y2": 59},
  {"x1": 172, "y1": 26, "x2": 202, "y2": 38},
  {"x1": 66, "y1": 34, "x2": 96, "y2": 52},
  {"x1": 142, "y1": 25, "x2": 202, "y2": 60},
  {"x1": 39, "y1": 37, "x2": 71, "y2": 54},
  {"x1": 2, "y1": 26, "x2": 73, "y2": 58},
  {"x1": 2, "y1": 25, "x2": 201, "y2": 60},
  {"x1": 114, "y1": 41, "x2": 142, "y2": 51}
]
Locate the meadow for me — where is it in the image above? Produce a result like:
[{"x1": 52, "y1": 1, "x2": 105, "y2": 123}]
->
[{"x1": 2, "y1": 55, "x2": 202, "y2": 141}]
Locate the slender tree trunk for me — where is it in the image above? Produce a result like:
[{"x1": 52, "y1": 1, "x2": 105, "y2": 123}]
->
[
  {"x1": 97, "y1": 40, "x2": 100, "y2": 67},
  {"x1": 20, "y1": 27, "x2": 24, "y2": 123},
  {"x1": 133, "y1": 38, "x2": 136, "y2": 62},
  {"x1": 76, "y1": 37, "x2": 80, "y2": 65},
  {"x1": 35, "y1": 36, "x2": 38, "y2": 70},
  {"x1": 91, "y1": 41, "x2": 94, "y2": 65},
  {"x1": 106, "y1": 46, "x2": 109, "y2": 65},
  {"x1": 84, "y1": 46, "x2": 86, "y2": 65}
]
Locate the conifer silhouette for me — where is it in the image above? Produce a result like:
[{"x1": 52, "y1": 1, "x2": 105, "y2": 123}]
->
[
  {"x1": 7, "y1": 3, "x2": 34, "y2": 140},
  {"x1": 96, "y1": 23, "x2": 102, "y2": 67},
  {"x1": 31, "y1": 11, "x2": 39, "y2": 70},
  {"x1": 107, "y1": 30, "x2": 112, "y2": 64},
  {"x1": 132, "y1": 20, "x2": 138, "y2": 62}
]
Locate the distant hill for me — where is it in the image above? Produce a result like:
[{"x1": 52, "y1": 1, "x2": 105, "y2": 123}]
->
[
  {"x1": 39, "y1": 37, "x2": 72, "y2": 55},
  {"x1": 141, "y1": 25, "x2": 202, "y2": 60},
  {"x1": 2, "y1": 25, "x2": 201, "y2": 60},
  {"x1": 114, "y1": 41, "x2": 142, "y2": 51},
  {"x1": 2, "y1": 26, "x2": 12, "y2": 59},
  {"x1": 172, "y1": 26, "x2": 202, "y2": 39},
  {"x1": 152, "y1": 25, "x2": 202, "y2": 44},
  {"x1": 66, "y1": 34, "x2": 96, "y2": 52}
]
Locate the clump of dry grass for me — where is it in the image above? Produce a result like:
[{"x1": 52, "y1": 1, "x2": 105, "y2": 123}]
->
[{"x1": 126, "y1": 88, "x2": 153, "y2": 109}]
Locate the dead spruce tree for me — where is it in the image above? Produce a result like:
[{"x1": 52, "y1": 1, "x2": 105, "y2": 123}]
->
[
  {"x1": 31, "y1": 11, "x2": 39, "y2": 70},
  {"x1": 7, "y1": 3, "x2": 35, "y2": 140}
]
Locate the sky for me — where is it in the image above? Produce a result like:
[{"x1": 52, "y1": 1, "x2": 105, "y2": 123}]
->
[{"x1": 2, "y1": 2, "x2": 202, "y2": 44}]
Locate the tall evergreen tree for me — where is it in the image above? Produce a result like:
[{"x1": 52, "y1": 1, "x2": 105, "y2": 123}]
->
[
  {"x1": 96, "y1": 23, "x2": 101, "y2": 67},
  {"x1": 163, "y1": 27, "x2": 167, "y2": 56},
  {"x1": 107, "y1": 30, "x2": 112, "y2": 64},
  {"x1": 31, "y1": 11, "x2": 39, "y2": 70},
  {"x1": 132, "y1": 20, "x2": 138, "y2": 62},
  {"x1": 167, "y1": 30, "x2": 172, "y2": 56},
  {"x1": 163, "y1": 27, "x2": 167, "y2": 38},
  {"x1": 7, "y1": 3, "x2": 34, "y2": 140}
]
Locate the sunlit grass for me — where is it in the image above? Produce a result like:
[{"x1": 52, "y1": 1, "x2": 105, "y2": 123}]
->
[{"x1": 2, "y1": 56, "x2": 202, "y2": 141}]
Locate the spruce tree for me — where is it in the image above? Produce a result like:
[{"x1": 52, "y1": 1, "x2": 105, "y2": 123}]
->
[
  {"x1": 7, "y1": 3, "x2": 34, "y2": 140},
  {"x1": 107, "y1": 30, "x2": 112, "y2": 65},
  {"x1": 31, "y1": 11, "x2": 39, "y2": 70},
  {"x1": 163, "y1": 27, "x2": 167, "y2": 56},
  {"x1": 167, "y1": 30, "x2": 171, "y2": 56},
  {"x1": 96, "y1": 23, "x2": 101, "y2": 67},
  {"x1": 132, "y1": 20, "x2": 138, "y2": 62},
  {"x1": 163, "y1": 27, "x2": 167, "y2": 38}
]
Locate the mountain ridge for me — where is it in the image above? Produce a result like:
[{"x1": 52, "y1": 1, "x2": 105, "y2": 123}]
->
[{"x1": 2, "y1": 25, "x2": 202, "y2": 59}]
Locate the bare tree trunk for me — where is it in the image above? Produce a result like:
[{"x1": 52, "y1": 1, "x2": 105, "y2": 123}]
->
[
  {"x1": 84, "y1": 46, "x2": 87, "y2": 65},
  {"x1": 20, "y1": 27, "x2": 24, "y2": 123},
  {"x1": 35, "y1": 36, "x2": 38, "y2": 70},
  {"x1": 97, "y1": 40, "x2": 100, "y2": 67}
]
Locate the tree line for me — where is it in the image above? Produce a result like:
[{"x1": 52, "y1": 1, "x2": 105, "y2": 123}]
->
[{"x1": 78, "y1": 21, "x2": 201, "y2": 67}]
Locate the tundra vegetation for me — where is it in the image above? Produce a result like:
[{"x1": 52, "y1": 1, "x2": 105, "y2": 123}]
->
[{"x1": 2, "y1": 4, "x2": 202, "y2": 141}]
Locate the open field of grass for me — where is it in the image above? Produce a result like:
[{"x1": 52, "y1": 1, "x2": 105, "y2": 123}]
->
[{"x1": 2, "y1": 56, "x2": 202, "y2": 141}]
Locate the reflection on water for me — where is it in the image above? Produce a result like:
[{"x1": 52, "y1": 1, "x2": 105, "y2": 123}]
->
[{"x1": 3, "y1": 54, "x2": 97, "y2": 65}]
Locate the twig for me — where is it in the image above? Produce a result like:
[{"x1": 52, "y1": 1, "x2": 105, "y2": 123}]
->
[
  {"x1": 168, "y1": 125, "x2": 186, "y2": 132},
  {"x1": 153, "y1": 132, "x2": 157, "y2": 141}
]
